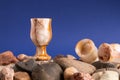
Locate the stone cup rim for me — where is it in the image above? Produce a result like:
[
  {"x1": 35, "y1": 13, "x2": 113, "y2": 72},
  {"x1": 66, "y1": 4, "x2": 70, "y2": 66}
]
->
[{"x1": 30, "y1": 18, "x2": 52, "y2": 20}]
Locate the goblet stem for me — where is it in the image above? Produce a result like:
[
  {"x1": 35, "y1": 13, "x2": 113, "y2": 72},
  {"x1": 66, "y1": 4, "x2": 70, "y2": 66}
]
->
[{"x1": 35, "y1": 45, "x2": 51, "y2": 61}]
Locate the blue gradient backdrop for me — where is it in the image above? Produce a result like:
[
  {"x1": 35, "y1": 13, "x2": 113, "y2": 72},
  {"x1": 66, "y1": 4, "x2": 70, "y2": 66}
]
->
[{"x1": 0, "y1": 0, "x2": 120, "y2": 58}]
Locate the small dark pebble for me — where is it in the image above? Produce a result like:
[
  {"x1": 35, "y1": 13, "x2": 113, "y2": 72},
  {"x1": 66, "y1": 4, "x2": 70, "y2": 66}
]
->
[{"x1": 92, "y1": 61, "x2": 115, "y2": 69}]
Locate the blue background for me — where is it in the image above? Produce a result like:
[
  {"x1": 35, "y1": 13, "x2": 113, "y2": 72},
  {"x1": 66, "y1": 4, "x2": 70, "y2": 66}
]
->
[{"x1": 0, "y1": 0, "x2": 120, "y2": 58}]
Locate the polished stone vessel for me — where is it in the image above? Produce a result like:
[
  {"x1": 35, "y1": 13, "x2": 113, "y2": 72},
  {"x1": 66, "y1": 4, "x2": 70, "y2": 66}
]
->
[{"x1": 30, "y1": 18, "x2": 52, "y2": 60}]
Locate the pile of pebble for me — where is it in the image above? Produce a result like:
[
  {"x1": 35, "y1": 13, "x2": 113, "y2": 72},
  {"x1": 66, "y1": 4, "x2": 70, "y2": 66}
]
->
[{"x1": 0, "y1": 50, "x2": 120, "y2": 80}]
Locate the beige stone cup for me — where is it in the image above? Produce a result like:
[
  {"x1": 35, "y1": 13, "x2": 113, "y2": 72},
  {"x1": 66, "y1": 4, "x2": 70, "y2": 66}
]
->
[
  {"x1": 75, "y1": 39, "x2": 98, "y2": 63},
  {"x1": 30, "y1": 18, "x2": 52, "y2": 61}
]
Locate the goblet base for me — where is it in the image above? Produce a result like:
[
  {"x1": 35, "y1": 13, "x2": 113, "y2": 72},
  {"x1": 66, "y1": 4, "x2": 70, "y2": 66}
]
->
[
  {"x1": 35, "y1": 54, "x2": 51, "y2": 61},
  {"x1": 34, "y1": 46, "x2": 51, "y2": 61}
]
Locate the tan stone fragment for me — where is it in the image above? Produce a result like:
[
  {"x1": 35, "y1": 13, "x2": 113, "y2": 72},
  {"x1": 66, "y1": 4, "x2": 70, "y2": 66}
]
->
[
  {"x1": 14, "y1": 72, "x2": 31, "y2": 80},
  {"x1": 0, "y1": 51, "x2": 18, "y2": 65}
]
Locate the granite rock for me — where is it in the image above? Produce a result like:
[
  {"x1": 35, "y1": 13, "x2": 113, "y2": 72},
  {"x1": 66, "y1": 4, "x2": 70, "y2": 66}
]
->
[
  {"x1": 0, "y1": 63, "x2": 15, "y2": 72},
  {"x1": 0, "y1": 67, "x2": 14, "y2": 80}
]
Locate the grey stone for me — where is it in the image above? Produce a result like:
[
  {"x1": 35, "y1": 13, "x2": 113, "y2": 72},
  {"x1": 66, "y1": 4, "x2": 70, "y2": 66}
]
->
[
  {"x1": 32, "y1": 62, "x2": 63, "y2": 80},
  {"x1": 92, "y1": 61, "x2": 115, "y2": 69},
  {"x1": 15, "y1": 59, "x2": 37, "y2": 72},
  {"x1": 54, "y1": 57, "x2": 96, "y2": 74}
]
